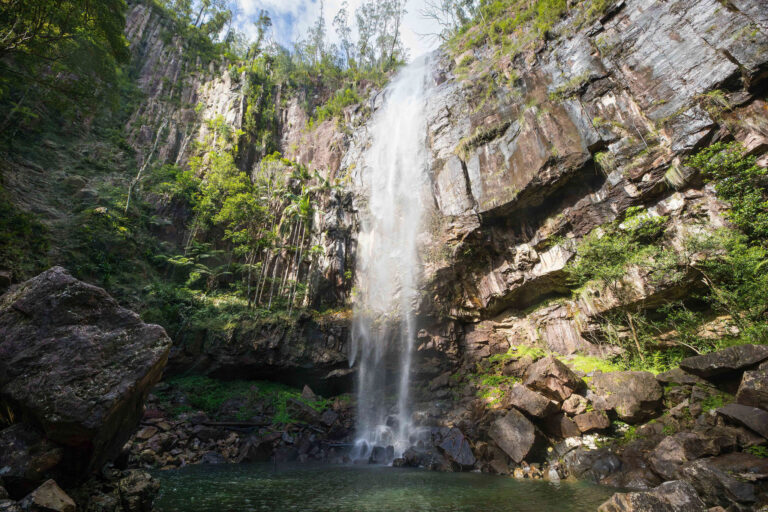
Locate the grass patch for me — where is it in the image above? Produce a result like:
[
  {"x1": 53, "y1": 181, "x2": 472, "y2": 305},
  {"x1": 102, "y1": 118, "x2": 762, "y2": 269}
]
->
[{"x1": 155, "y1": 375, "x2": 332, "y2": 424}]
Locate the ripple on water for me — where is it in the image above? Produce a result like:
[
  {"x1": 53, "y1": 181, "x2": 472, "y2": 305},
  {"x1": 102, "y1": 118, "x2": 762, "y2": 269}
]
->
[{"x1": 153, "y1": 463, "x2": 615, "y2": 512}]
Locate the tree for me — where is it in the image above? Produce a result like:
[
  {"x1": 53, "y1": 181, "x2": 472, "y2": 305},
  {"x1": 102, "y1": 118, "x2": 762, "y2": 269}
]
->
[
  {"x1": 0, "y1": 0, "x2": 130, "y2": 140},
  {"x1": 305, "y1": 0, "x2": 327, "y2": 66},
  {"x1": 420, "y1": 0, "x2": 478, "y2": 41},
  {"x1": 249, "y1": 10, "x2": 272, "y2": 63},
  {"x1": 354, "y1": 0, "x2": 406, "y2": 71},
  {"x1": 333, "y1": 2, "x2": 354, "y2": 69}
]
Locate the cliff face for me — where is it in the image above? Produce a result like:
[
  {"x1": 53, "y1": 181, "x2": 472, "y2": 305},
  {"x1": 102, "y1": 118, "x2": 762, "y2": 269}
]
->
[
  {"x1": 387, "y1": 0, "x2": 768, "y2": 367},
  {"x1": 123, "y1": 3, "x2": 246, "y2": 168},
  {"x1": 114, "y1": 0, "x2": 768, "y2": 387}
]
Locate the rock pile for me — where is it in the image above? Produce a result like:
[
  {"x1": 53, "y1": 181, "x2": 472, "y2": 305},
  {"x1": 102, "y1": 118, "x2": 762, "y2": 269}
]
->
[
  {"x1": 408, "y1": 344, "x2": 768, "y2": 510},
  {"x1": 123, "y1": 389, "x2": 356, "y2": 469}
]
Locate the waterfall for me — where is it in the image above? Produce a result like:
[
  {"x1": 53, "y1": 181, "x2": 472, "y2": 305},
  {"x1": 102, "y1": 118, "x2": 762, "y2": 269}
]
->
[{"x1": 350, "y1": 55, "x2": 432, "y2": 462}]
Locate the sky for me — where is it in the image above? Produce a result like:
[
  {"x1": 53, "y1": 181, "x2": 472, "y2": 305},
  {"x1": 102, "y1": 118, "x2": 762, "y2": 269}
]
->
[{"x1": 233, "y1": 0, "x2": 443, "y2": 60}]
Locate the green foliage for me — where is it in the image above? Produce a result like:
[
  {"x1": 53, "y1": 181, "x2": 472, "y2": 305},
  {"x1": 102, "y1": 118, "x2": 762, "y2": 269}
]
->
[
  {"x1": 156, "y1": 375, "x2": 332, "y2": 423},
  {"x1": 688, "y1": 142, "x2": 768, "y2": 241},
  {"x1": 700, "y1": 389, "x2": 732, "y2": 413},
  {"x1": 565, "y1": 354, "x2": 624, "y2": 378},
  {"x1": 490, "y1": 344, "x2": 548, "y2": 364},
  {"x1": 694, "y1": 230, "x2": 768, "y2": 343},
  {"x1": 567, "y1": 207, "x2": 670, "y2": 289},
  {"x1": 746, "y1": 445, "x2": 768, "y2": 458},
  {"x1": 312, "y1": 87, "x2": 361, "y2": 125},
  {"x1": 0, "y1": 0, "x2": 130, "y2": 143}
]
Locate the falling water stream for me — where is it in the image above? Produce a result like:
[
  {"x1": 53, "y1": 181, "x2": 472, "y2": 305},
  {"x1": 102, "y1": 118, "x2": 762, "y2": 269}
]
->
[{"x1": 350, "y1": 55, "x2": 433, "y2": 461}]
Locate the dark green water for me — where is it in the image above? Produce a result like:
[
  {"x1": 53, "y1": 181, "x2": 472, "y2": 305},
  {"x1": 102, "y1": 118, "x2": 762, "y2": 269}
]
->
[{"x1": 154, "y1": 463, "x2": 615, "y2": 512}]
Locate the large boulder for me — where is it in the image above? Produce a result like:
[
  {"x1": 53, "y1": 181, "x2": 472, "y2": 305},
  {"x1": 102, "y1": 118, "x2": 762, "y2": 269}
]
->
[
  {"x1": 716, "y1": 403, "x2": 768, "y2": 438},
  {"x1": 503, "y1": 383, "x2": 559, "y2": 418},
  {"x1": 436, "y1": 428, "x2": 476, "y2": 468},
  {"x1": 0, "y1": 267, "x2": 171, "y2": 475},
  {"x1": 598, "y1": 480, "x2": 706, "y2": 512},
  {"x1": 488, "y1": 409, "x2": 543, "y2": 463},
  {"x1": 679, "y1": 344, "x2": 768, "y2": 378},
  {"x1": 522, "y1": 356, "x2": 582, "y2": 402},
  {"x1": 736, "y1": 370, "x2": 768, "y2": 411},
  {"x1": 563, "y1": 447, "x2": 623, "y2": 483},
  {"x1": 590, "y1": 371, "x2": 662, "y2": 423}
]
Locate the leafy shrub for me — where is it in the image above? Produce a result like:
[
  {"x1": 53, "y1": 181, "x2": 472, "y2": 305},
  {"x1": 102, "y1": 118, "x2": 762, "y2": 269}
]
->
[{"x1": 689, "y1": 142, "x2": 768, "y2": 240}]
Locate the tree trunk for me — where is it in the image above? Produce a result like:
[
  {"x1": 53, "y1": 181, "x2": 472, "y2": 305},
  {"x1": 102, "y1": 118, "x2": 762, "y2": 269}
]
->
[{"x1": 288, "y1": 221, "x2": 306, "y2": 315}]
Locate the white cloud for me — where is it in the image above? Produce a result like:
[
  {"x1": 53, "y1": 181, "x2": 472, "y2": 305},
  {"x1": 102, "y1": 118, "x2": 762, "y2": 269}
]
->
[{"x1": 234, "y1": 0, "x2": 441, "y2": 59}]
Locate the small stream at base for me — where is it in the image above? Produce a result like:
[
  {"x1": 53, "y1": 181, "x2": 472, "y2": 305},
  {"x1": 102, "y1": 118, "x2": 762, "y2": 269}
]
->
[{"x1": 153, "y1": 463, "x2": 615, "y2": 511}]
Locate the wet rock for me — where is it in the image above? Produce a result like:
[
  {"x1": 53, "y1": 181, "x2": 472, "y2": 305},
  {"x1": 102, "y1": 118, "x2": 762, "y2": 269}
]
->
[
  {"x1": 18, "y1": 480, "x2": 75, "y2": 512},
  {"x1": 679, "y1": 344, "x2": 768, "y2": 378},
  {"x1": 590, "y1": 371, "x2": 662, "y2": 423},
  {"x1": 401, "y1": 446, "x2": 450, "y2": 471},
  {"x1": 489, "y1": 409, "x2": 542, "y2": 463},
  {"x1": 716, "y1": 403, "x2": 768, "y2": 438},
  {"x1": 573, "y1": 411, "x2": 611, "y2": 433},
  {"x1": 0, "y1": 267, "x2": 171, "y2": 474},
  {"x1": 735, "y1": 370, "x2": 768, "y2": 411},
  {"x1": 561, "y1": 394, "x2": 588, "y2": 415},
  {"x1": 0, "y1": 425, "x2": 63, "y2": 497},
  {"x1": 522, "y1": 356, "x2": 582, "y2": 402},
  {"x1": 274, "y1": 446, "x2": 298, "y2": 463},
  {"x1": 200, "y1": 451, "x2": 228, "y2": 465},
  {"x1": 437, "y1": 428, "x2": 476, "y2": 468},
  {"x1": 598, "y1": 480, "x2": 706, "y2": 512},
  {"x1": 368, "y1": 446, "x2": 394, "y2": 464},
  {"x1": 564, "y1": 447, "x2": 622, "y2": 483},
  {"x1": 428, "y1": 372, "x2": 451, "y2": 391},
  {"x1": 117, "y1": 471, "x2": 159, "y2": 512},
  {"x1": 504, "y1": 384, "x2": 559, "y2": 418}
]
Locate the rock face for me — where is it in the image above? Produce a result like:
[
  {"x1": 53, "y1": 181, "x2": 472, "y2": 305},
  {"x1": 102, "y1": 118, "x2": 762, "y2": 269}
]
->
[
  {"x1": 166, "y1": 312, "x2": 352, "y2": 395},
  {"x1": 488, "y1": 409, "x2": 540, "y2": 463},
  {"x1": 0, "y1": 267, "x2": 171, "y2": 475},
  {"x1": 591, "y1": 371, "x2": 663, "y2": 423},
  {"x1": 680, "y1": 345, "x2": 768, "y2": 377},
  {"x1": 736, "y1": 370, "x2": 768, "y2": 410}
]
